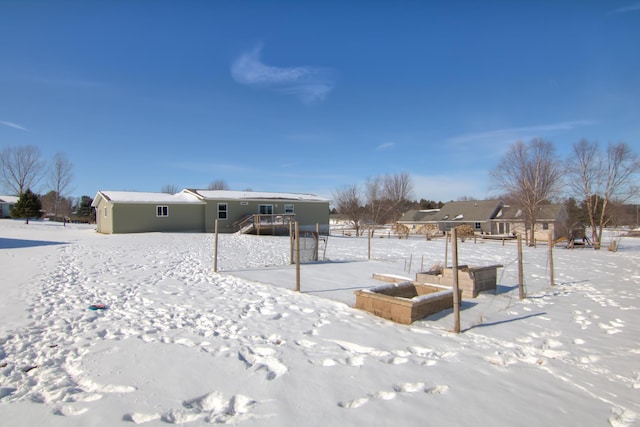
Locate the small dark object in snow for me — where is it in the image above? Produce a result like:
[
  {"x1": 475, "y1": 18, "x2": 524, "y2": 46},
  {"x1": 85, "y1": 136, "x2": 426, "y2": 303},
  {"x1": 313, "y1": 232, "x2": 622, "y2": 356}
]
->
[
  {"x1": 89, "y1": 303, "x2": 106, "y2": 310},
  {"x1": 23, "y1": 365, "x2": 38, "y2": 373}
]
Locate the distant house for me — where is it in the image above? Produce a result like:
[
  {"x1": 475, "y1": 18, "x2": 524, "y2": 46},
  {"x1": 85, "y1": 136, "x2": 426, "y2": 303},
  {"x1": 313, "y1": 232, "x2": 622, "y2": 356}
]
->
[
  {"x1": 0, "y1": 195, "x2": 19, "y2": 218},
  {"x1": 92, "y1": 189, "x2": 330, "y2": 235},
  {"x1": 492, "y1": 203, "x2": 568, "y2": 241},
  {"x1": 396, "y1": 199, "x2": 567, "y2": 241},
  {"x1": 433, "y1": 200, "x2": 504, "y2": 234},
  {"x1": 396, "y1": 209, "x2": 440, "y2": 234}
]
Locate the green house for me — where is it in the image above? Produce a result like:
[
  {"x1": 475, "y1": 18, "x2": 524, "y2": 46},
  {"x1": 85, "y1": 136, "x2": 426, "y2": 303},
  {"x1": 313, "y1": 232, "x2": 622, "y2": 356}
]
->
[{"x1": 92, "y1": 189, "x2": 330, "y2": 235}]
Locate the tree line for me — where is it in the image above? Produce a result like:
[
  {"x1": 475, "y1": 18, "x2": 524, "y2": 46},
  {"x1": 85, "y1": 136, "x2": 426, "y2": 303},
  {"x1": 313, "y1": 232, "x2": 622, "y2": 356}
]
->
[
  {"x1": 492, "y1": 139, "x2": 638, "y2": 248},
  {"x1": 333, "y1": 139, "x2": 639, "y2": 249},
  {"x1": 332, "y1": 172, "x2": 420, "y2": 237},
  {"x1": 0, "y1": 145, "x2": 93, "y2": 222}
]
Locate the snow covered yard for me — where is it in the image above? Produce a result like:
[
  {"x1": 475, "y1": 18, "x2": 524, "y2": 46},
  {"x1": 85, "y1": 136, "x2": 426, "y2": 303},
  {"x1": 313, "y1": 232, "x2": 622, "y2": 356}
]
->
[{"x1": 1, "y1": 219, "x2": 639, "y2": 426}]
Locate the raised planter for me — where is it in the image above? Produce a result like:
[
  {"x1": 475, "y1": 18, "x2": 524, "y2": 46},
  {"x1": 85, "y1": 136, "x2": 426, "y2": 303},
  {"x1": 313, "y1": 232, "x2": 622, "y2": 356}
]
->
[
  {"x1": 354, "y1": 282, "x2": 458, "y2": 324},
  {"x1": 416, "y1": 264, "x2": 503, "y2": 298}
]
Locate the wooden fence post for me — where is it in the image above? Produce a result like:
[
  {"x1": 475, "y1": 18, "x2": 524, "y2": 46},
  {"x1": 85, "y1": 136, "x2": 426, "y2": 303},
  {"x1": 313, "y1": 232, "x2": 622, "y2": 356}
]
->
[
  {"x1": 548, "y1": 232, "x2": 555, "y2": 287},
  {"x1": 518, "y1": 233, "x2": 525, "y2": 299},
  {"x1": 214, "y1": 219, "x2": 219, "y2": 273},
  {"x1": 289, "y1": 222, "x2": 294, "y2": 264},
  {"x1": 452, "y1": 228, "x2": 461, "y2": 333},
  {"x1": 295, "y1": 221, "x2": 300, "y2": 292},
  {"x1": 444, "y1": 232, "x2": 449, "y2": 268}
]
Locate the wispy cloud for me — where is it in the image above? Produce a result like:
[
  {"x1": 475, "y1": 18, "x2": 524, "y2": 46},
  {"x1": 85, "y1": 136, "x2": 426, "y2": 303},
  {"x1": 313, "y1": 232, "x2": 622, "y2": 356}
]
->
[
  {"x1": 448, "y1": 120, "x2": 596, "y2": 147},
  {"x1": 0, "y1": 120, "x2": 29, "y2": 132},
  {"x1": 231, "y1": 44, "x2": 337, "y2": 104},
  {"x1": 607, "y1": 2, "x2": 640, "y2": 15},
  {"x1": 376, "y1": 142, "x2": 396, "y2": 151}
]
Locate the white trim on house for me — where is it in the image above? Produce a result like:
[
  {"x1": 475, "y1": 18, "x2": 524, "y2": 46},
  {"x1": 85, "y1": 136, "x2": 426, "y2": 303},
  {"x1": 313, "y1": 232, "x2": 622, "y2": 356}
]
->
[
  {"x1": 95, "y1": 191, "x2": 205, "y2": 204},
  {"x1": 189, "y1": 189, "x2": 328, "y2": 202}
]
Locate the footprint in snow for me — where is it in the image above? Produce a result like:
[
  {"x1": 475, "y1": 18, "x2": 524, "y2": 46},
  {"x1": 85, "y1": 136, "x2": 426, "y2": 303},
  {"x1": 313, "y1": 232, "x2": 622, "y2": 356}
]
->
[
  {"x1": 393, "y1": 382, "x2": 425, "y2": 393},
  {"x1": 55, "y1": 404, "x2": 89, "y2": 416},
  {"x1": 608, "y1": 407, "x2": 637, "y2": 427},
  {"x1": 425, "y1": 385, "x2": 450, "y2": 394},
  {"x1": 294, "y1": 339, "x2": 316, "y2": 348},
  {"x1": 325, "y1": 339, "x2": 375, "y2": 355},
  {"x1": 368, "y1": 391, "x2": 397, "y2": 400},
  {"x1": 123, "y1": 412, "x2": 161, "y2": 424},
  {"x1": 238, "y1": 347, "x2": 287, "y2": 380},
  {"x1": 338, "y1": 397, "x2": 369, "y2": 409}
]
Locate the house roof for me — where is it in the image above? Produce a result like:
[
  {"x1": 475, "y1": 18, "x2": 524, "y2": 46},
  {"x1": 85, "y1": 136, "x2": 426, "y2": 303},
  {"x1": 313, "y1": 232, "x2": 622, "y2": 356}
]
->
[
  {"x1": 92, "y1": 191, "x2": 205, "y2": 205},
  {"x1": 91, "y1": 189, "x2": 329, "y2": 206},
  {"x1": 497, "y1": 204, "x2": 566, "y2": 221},
  {"x1": 435, "y1": 200, "x2": 503, "y2": 222},
  {"x1": 0, "y1": 196, "x2": 19, "y2": 203},
  {"x1": 397, "y1": 209, "x2": 440, "y2": 223},
  {"x1": 187, "y1": 189, "x2": 329, "y2": 202}
]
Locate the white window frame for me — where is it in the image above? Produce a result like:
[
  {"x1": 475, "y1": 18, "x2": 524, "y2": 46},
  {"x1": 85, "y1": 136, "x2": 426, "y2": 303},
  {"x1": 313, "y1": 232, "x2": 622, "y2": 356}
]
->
[
  {"x1": 259, "y1": 204, "x2": 273, "y2": 215},
  {"x1": 104, "y1": 207, "x2": 108, "y2": 218},
  {"x1": 218, "y1": 203, "x2": 228, "y2": 220},
  {"x1": 474, "y1": 222, "x2": 482, "y2": 230},
  {"x1": 284, "y1": 203, "x2": 294, "y2": 214},
  {"x1": 156, "y1": 205, "x2": 169, "y2": 217}
]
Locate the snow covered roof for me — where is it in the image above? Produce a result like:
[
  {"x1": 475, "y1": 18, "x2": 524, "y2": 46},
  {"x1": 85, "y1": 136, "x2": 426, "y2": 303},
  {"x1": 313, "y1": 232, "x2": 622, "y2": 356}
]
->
[
  {"x1": 0, "y1": 195, "x2": 19, "y2": 203},
  {"x1": 92, "y1": 191, "x2": 205, "y2": 205},
  {"x1": 188, "y1": 189, "x2": 329, "y2": 202}
]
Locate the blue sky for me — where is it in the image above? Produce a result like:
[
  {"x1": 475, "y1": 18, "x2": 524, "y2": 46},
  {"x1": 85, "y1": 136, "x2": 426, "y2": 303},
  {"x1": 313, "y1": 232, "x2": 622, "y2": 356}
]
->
[{"x1": 1, "y1": 1, "x2": 639, "y2": 203}]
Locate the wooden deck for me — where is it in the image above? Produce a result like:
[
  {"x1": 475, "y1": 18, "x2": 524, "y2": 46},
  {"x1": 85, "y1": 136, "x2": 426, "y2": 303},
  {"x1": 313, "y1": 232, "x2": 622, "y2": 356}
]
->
[{"x1": 235, "y1": 214, "x2": 296, "y2": 235}]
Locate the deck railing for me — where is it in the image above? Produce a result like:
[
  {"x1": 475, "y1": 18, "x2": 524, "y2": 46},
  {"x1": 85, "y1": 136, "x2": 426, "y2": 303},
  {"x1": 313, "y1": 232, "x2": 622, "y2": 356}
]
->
[{"x1": 234, "y1": 213, "x2": 296, "y2": 234}]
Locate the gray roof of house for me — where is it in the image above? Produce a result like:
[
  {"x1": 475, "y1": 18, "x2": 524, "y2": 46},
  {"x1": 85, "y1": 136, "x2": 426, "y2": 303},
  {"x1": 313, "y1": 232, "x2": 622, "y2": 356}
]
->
[
  {"x1": 434, "y1": 200, "x2": 503, "y2": 222},
  {"x1": 397, "y1": 209, "x2": 440, "y2": 223},
  {"x1": 497, "y1": 204, "x2": 566, "y2": 221}
]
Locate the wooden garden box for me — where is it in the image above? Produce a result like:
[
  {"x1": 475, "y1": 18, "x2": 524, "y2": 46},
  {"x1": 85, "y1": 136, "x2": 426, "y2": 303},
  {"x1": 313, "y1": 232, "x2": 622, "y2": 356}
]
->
[
  {"x1": 416, "y1": 264, "x2": 502, "y2": 298},
  {"x1": 354, "y1": 282, "x2": 457, "y2": 324}
]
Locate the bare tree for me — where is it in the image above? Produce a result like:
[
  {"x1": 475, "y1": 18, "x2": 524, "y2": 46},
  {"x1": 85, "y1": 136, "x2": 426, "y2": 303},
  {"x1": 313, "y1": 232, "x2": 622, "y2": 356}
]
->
[
  {"x1": 365, "y1": 175, "x2": 384, "y2": 234},
  {"x1": 383, "y1": 172, "x2": 414, "y2": 223},
  {"x1": 161, "y1": 184, "x2": 180, "y2": 194},
  {"x1": 568, "y1": 140, "x2": 640, "y2": 248},
  {"x1": 0, "y1": 145, "x2": 45, "y2": 195},
  {"x1": 332, "y1": 184, "x2": 366, "y2": 236},
  {"x1": 207, "y1": 179, "x2": 230, "y2": 190},
  {"x1": 490, "y1": 139, "x2": 563, "y2": 245},
  {"x1": 47, "y1": 152, "x2": 74, "y2": 218},
  {"x1": 41, "y1": 191, "x2": 72, "y2": 219}
]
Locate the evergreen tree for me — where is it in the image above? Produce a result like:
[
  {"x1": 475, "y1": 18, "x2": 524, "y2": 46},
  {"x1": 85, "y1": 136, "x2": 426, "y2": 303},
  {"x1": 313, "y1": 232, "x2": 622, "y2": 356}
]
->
[
  {"x1": 74, "y1": 196, "x2": 96, "y2": 222},
  {"x1": 11, "y1": 188, "x2": 42, "y2": 224}
]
